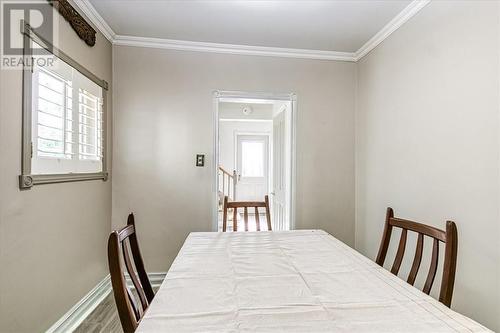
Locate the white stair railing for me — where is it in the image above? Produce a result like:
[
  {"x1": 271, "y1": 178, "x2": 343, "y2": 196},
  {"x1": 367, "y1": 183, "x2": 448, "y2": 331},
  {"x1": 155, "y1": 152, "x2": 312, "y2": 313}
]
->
[{"x1": 218, "y1": 166, "x2": 237, "y2": 201}]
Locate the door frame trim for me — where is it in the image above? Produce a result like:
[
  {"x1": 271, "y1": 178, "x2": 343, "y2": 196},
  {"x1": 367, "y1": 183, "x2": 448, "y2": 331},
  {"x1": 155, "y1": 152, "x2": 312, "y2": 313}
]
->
[{"x1": 212, "y1": 90, "x2": 297, "y2": 232}]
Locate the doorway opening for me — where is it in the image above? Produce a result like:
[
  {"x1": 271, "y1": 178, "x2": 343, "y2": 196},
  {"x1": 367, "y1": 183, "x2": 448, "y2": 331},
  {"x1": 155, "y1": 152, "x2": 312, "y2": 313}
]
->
[{"x1": 213, "y1": 91, "x2": 296, "y2": 232}]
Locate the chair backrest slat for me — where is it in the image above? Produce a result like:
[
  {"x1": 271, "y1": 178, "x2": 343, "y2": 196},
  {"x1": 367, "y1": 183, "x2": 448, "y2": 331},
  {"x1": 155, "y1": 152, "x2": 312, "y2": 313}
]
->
[
  {"x1": 390, "y1": 228, "x2": 407, "y2": 275},
  {"x1": 376, "y1": 207, "x2": 458, "y2": 307},
  {"x1": 126, "y1": 286, "x2": 141, "y2": 320},
  {"x1": 127, "y1": 214, "x2": 155, "y2": 303},
  {"x1": 122, "y1": 239, "x2": 149, "y2": 310},
  {"x1": 390, "y1": 217, "x2": 446, "y2": 242},
  {"x1": 226, "y1": 201, "x2": 267, "y2": 208},
  {"x1": 407, "y1": 233, "x2": 424, "y2": 285},
  {"x1": 222, "y1": 195, "x2": 271, "y2": 232},
  {"x1": 108, "y1": 213, "x2": 154, "y2": 333},
  {"x1": 423, "y1": 238, "x2": 440, "y2": 294},
  {"x1": 118, "y1": 225, "x2": 135, "y2": 241}
]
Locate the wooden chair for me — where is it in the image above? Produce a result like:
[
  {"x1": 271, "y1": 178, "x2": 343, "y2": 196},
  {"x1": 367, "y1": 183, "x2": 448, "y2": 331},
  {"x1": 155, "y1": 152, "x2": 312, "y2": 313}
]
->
[
  {"x1": 376, "y1": 207, "x2": 458, "y2": 307},
  {"x1": 222, "y1": 195, "x2": 271, "y2": 232},
  {"x1": 108, "y1": 213, "x2": 155, "y2": 333}
]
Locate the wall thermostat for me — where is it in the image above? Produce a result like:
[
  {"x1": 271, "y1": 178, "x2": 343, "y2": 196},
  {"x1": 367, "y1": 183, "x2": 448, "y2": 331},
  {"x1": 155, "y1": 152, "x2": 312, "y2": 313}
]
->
[{"x1": 196, "y1": 154, "x2": 205, "y2": 167}]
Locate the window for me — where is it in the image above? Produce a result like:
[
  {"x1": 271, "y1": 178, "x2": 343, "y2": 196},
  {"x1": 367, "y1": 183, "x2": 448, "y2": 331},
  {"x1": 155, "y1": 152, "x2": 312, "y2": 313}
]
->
[
  {"x1": 78, "y1": 89, "x2": 103, "y2": 161},
  {"x1": 31, "y1": 64, "x2": 103, "y2": 174},
  {"x1": 241, "y1": 141, "x2": 265, "y2": 177},
  {"x1": 237, "y1": 135, "x2": 269, "y2": 182},
  {"x1": 20, "y1": 23, "x2": 108, "y2": 189},
  {"x1": 34, "y1": 68, "x2": 73, "y2": 160}
]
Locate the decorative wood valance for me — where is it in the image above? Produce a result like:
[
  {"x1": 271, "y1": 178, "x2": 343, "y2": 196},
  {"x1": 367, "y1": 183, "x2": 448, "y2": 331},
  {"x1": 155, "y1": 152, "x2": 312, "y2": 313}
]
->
[{"x1": 49, "y1": 0, "x2": 96, "y2": 46}]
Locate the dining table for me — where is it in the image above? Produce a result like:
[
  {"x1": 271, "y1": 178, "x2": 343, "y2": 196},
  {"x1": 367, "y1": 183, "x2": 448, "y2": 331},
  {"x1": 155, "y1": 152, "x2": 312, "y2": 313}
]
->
[{"x1": 136, "y1": 230, "x2": 490, "y2": 332}]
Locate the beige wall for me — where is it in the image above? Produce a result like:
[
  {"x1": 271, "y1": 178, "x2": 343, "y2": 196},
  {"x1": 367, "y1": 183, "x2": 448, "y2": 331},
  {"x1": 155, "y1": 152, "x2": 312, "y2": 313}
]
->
[
  {"x1": 0, "y1": 3, "x2": 113, "y2": 332},
  {"x1": 3, "y1": 1, "x2": 498, "y2": 331},
  {"x1": 112, "y1": 46, "x2": 356, "y2": 271},
  {"x1": 355, "y1": 1, "x2": 500, "y2": 330}
]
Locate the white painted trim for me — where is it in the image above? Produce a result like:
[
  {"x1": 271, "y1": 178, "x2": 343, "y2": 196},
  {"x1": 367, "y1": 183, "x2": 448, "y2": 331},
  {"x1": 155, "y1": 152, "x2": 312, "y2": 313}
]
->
[
  {"x1": 289, "y1": 95, "x2": 297, "y2": 230},
  {"x1": 216, "y1": 90, "x2": 295, "y2": 102},
  {"x1": 355, "y1": 0, "x2": 431, "y2": 60},
  {"x1": 212, "y1": 92, "x2": 220, "y2": 232},
  {"x1": 45, "y1": 272, "x2": 166, "y2": 333},
  {"x1": 72, "y1": 0, "x2": 429, "y2": 62},
  {"x1": 213, "y1": 90, "x2": 297, "y2": 231},
  {"x1": 113, "y1": 35, "x2": 356, "y2": 62},
  {"x1": 219, "y1": 119, "x2": 273, "y2": 123},
  {"x1": 72, "y1": 0, "x2": 116, "y2": 41}
]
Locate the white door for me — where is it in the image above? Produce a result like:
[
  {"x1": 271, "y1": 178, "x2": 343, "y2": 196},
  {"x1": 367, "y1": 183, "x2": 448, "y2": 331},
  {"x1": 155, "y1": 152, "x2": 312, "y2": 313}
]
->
[
  {"x1": 236, "y1": 135, "x2": 269, "y2": 201},
  {"x1": 272, "y1": 110, "x2": 287, "y2": 231}
]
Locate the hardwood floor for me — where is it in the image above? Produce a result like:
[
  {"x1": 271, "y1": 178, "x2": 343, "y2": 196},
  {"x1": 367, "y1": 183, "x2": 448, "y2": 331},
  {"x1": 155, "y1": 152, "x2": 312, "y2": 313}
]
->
[
  {"x1": 74, "y1": 286, "x2": 159, "y2": 333},
  {"x1": 217, "y1": 211, "x2": 270, "y2": 232},
  {"x1": 73, "y1": 292, "x2": 122, "y2": 333}
]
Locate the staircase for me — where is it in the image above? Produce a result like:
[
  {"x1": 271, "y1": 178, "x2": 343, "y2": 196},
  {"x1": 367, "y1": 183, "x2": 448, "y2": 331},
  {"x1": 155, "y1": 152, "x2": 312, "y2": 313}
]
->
[
  {"x1": 218, "y1": 166, "x2": 237, "y2": 207},
  {"x1": 218, "y1": 166, "x2": 237, "y2": 230}
]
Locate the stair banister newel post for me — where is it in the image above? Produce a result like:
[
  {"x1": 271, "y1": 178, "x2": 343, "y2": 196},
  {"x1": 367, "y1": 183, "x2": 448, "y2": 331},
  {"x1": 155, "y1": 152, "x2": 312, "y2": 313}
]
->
[
  {"x1": 222, "y1": 172, "x2": 225, "y2": 198},
  {"x1": 232, "y1": 170, "x2": 237, "y2": 200}
]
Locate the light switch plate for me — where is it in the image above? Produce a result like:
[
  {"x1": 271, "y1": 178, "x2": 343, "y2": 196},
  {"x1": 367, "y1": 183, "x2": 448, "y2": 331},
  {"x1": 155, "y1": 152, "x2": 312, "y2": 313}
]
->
[{"x1": 196, "y1": 154, "x2": 205, "y2": 167}]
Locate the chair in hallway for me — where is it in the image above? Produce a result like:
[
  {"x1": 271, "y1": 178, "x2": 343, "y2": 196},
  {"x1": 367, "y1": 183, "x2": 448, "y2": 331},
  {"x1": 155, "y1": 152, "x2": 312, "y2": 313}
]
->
[
  {"x1": 376, "y1": 207, "x2": 458, "y2": 307},
  {"x1": 108, "y1": 213, "x2": 155, "y2": 333},
  {"x1": 222, "y1": 195, "x2": 271, "y2": 232}
]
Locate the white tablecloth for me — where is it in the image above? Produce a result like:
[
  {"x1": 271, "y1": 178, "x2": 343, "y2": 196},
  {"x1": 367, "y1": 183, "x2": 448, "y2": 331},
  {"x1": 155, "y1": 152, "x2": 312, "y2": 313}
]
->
[{"x1": 137, "y1": 230, "x2": 490, "y2": 332}]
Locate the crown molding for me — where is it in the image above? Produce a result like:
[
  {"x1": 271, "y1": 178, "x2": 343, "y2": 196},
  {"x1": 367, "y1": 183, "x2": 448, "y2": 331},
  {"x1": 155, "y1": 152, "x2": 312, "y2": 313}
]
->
[
  {"x1": 72, "y1": 0, "x2": 116, "y2": 41},
  {"x1": 355, "y1": 0, "x2": 431, "y2": 61},
  {"x1": 72, "y1": 0, "x2": 430, "y2": 62},
  {"x1": 113, "y1": 35, "x2": 357, "y2": 62}
]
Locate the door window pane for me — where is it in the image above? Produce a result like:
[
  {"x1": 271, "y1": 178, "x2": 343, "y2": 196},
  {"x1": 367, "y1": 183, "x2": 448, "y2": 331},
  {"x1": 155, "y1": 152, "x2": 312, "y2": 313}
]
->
[{"x1": 242, "y1": 141, "x2": 264, "y2": 177}]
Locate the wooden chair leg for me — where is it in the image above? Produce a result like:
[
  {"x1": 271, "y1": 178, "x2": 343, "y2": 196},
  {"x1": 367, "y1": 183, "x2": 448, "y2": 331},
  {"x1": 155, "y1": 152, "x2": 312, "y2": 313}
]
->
[
  {"x1": 265, "y1": 195, "x2": 272, "y2": 231},
  {"x1": 222, "y1": 196, "x2": 228, "y2": 232}
]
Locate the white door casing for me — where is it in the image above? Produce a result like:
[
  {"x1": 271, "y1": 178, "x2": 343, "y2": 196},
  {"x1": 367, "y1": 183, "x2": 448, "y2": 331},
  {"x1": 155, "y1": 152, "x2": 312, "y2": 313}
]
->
[
  {"x1": 272, "y1": 109, "x2": 287, "y2": 231},
  {"x1": 213, "y1": 91, "x2": 296, "y2": 232}
]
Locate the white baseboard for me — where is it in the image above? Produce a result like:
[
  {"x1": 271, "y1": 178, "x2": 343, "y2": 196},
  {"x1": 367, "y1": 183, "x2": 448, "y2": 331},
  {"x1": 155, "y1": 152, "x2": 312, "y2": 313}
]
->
[
  {"x1": 45, "y1": 272, "x2": 167, "y2": 333},
  {"x1": 45, "y1": 275, "x2": 112, "y2": 333},
  {"x1": 143, "y1": 272, "x2": 167, "y2": 288}
]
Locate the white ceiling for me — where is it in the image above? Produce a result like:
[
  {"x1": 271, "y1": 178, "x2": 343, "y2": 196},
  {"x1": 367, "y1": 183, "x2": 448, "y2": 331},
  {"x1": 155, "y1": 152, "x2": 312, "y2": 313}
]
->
[{"x1": 86, "y1": 0, "x2": 412, "y2": 53}]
